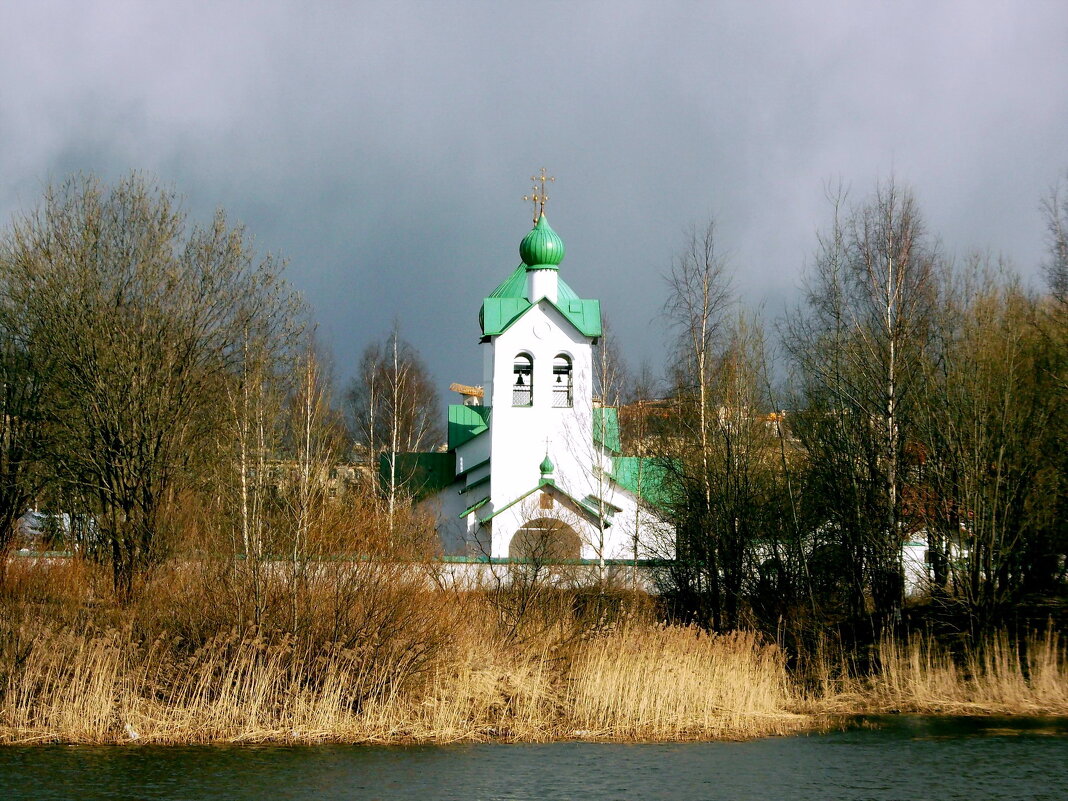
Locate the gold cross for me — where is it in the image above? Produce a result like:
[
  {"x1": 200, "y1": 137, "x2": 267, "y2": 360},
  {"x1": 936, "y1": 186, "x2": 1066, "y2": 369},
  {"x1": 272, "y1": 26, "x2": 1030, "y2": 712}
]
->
[{"x1": 523, "y1": 167, "x2": 555, "y2": 223}]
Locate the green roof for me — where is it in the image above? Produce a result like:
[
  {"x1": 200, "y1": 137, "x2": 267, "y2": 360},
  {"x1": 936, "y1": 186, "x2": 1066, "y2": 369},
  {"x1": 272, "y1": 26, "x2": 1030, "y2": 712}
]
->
[
  {"x1": 488, "y1": 263, "x2": 528, "y2": 299},
  {"x1": 611, "y1": 456, "x2": 675, "y2": 509},
  {"x1": 593, "y1": 407, "x2": 621, "y2": 453},
  {"x1": 459, "y1": 473, "x2": 490, "y2": 494},
  {"x1": 479, "y1": 265, "x2": 602, "y2": 338},
  {"x1": 478, "y1": 478, "x2": 606, "y2": 526},
  {"x1": 448, "y1": 404, "x2": 491, "y2": 450},
  {"x1": 459, "y1": 496, "x2": 490, "y2": 518},
  {"x1": 583, "y1": 494, "x2": 623, "y2": 514},
  {"x1": 378, "y1": 452, "x2": 454, "y2": 499}
]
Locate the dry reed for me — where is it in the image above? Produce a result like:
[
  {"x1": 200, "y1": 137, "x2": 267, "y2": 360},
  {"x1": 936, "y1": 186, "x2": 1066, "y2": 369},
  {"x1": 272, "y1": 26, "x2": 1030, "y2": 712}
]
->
[
  {"x1": 0, "y1": 615, "x2": 809, "y2": 744},
  {"x1": 568, "y1": 626, "x2": 805, "y2": 739},
  {"x1": 807, "y1": 629, "x2": 1068, "y2": 716},
  {"x1": 3, "y1": 556, "x2": 1066, "y2": 745}
]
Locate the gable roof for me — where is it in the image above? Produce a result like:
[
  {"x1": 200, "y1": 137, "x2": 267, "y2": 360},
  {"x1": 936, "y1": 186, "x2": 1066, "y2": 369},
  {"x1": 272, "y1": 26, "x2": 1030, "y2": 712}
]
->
[
  {"x1": 449, "y1": 404, "x2": 491, "y2": 450},
  {"x1": 479, "y1": 264, "x2": 602, "y2": 338},
  {"x1": 478, "y1": 478, "x2": 607, "y2": 527}
]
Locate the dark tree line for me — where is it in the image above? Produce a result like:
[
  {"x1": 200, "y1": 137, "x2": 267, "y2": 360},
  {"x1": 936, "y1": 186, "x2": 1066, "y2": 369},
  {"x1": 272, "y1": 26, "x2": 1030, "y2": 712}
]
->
[
  {"x1": 651, "y1": 176, "x2": 1068, "y2": 639},
  {"x1": 2, "y1": 168, "x2": 1064, "y2": 636}
]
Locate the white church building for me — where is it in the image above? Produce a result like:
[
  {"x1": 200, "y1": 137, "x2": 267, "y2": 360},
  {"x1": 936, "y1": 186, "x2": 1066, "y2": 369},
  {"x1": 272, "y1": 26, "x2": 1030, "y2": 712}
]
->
[{"x1": 390, "y1": 209, "x2": 673, "y2": 567}]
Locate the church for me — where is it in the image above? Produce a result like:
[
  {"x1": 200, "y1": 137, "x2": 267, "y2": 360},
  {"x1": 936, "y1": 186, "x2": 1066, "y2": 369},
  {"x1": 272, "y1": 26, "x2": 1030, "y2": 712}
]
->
[{"x1": 390, "y1": 186, "x2": 672, "y2": 569}]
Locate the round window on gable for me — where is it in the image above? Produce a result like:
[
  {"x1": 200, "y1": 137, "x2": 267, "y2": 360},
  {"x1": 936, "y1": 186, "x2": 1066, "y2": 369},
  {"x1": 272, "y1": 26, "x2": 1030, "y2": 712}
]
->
[{"x1": 552, "y1": 354, "x2": 572, "y2": 408}]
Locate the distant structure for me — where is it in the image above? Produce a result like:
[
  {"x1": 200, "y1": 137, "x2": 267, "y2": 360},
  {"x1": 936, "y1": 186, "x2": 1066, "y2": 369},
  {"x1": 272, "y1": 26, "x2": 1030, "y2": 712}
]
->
[{"x1": 387, "y1": 175, "x2": 672, "y2": 566}]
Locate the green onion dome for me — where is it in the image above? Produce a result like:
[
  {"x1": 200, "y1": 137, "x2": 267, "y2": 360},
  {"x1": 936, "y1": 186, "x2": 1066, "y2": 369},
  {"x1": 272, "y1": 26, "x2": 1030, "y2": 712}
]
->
[
  {"x1": 539, "y1": 454, "x2": 555, "y2": 476},
  {"x1": 520, "y1": 214, "x2": 565, "y2": 270}
]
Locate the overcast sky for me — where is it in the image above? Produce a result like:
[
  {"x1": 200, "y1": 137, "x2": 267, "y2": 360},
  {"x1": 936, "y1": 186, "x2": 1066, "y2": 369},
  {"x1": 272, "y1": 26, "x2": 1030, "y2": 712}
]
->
[{"x1": 2, "y1": 1, "x2": 1066, "y2": 402}]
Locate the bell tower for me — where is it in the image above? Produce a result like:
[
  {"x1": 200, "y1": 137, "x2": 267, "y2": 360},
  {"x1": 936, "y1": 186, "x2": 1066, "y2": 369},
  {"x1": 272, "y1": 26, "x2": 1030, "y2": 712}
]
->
[
  {"x1": 474, "y1": 196, "x2": 603, "y2": 556},
  {"x1": 400, "y1": 175, "x2": 670, "y2": 567}
]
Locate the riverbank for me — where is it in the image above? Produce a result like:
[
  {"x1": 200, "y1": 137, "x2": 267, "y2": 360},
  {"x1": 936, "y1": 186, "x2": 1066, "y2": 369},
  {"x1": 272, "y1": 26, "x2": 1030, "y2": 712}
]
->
[
  {"x1": 803, "y1": 629, "x2": 1068, "y2": 718},
  {"x1": 1, "y1": 624, "x2": 808, "y2": 745},
  {"x1": 4, "y1": 623, "x2": 1066, "y2": 745},
  {"x1": 1, "y1": 619, "x2": 813, "y2": 745},
  {"x1": 2, "y1": 561, "x2": 1066, "y2": 745}
]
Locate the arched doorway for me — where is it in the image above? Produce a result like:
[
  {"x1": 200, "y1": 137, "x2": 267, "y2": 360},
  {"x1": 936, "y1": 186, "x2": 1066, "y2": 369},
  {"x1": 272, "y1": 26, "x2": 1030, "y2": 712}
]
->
[{"x1": 509, "y1": 517, "x2": 581, "y2": 561}]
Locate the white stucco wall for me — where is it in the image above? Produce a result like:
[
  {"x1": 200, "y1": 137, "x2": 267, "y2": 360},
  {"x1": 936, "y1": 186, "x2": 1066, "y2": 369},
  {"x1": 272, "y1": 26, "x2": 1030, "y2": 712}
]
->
[
  {"x1": 484, "y1": 301, "x2": 595, "y2": 556},
  {"x1": 454, "y1": 432, "x2": 490, "y2": 476}
]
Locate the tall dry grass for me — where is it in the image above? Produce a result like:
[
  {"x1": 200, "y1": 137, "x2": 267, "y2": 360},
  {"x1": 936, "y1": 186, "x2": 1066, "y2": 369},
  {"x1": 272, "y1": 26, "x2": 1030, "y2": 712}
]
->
[
  {"x1": 3, "y1": 556, "x2": 1066, "y2": 745},
  {"x1": 568, "y1": 626, "x2": 803, "y2": 739},
  {"x1": 0, "y1": 594, "x2": 807, "y2": 744},
  {"x1": 806, "y1": 629, "x2": 1068, "y2": 716}
]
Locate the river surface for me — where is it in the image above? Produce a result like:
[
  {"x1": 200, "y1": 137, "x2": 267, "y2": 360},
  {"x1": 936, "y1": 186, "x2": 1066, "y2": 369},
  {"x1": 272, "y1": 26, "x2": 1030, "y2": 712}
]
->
[{"x1": 1, "y1": 716, "x2": 1066, "y2": 801}]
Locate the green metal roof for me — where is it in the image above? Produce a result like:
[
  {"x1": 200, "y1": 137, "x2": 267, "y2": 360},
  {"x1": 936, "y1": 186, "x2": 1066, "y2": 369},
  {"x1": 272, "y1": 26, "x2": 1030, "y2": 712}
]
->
[
  {"x1": 611, "y1": 456, "x2": 675, "y2": 509},
  {"x1": 448, "y1": 404, "x2": 491, "y2": 450},
  {"x1": 584, "y1": 494, "x2": 623, "y2": 513},
  {"x1": 459, "y1": 473, "x2": 490, "y2": 494},
  {"x1": 488, "y1": 263, "x2": 528, "y2": 299},
  {"x1": 456, "y1": 456, "x2": 490, "y2": 478},
  {"x1": 378, "y1": 452, "x2": 455, "y2": 499},
  {"x1": 593, "y1": 407, "x2": 621, "y2": 453},
  {"x1": 519, "y1": 214, "x2": 565, "y2": 270},
  {"x1": 459, "y1": 496, "x2": 490, "y2": 518},
  {"x1": 479, "y1": 267, "x2": 602, "y2": 339},
  {"x1": 478, "y1": 478, "x2": 606, "y2": 527}
]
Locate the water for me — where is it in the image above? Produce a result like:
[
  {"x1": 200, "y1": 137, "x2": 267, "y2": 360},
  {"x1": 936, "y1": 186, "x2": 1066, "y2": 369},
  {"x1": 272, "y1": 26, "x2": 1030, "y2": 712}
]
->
[{"x1": 2, "y1": 717, "x2": 1066, "y2": 801}]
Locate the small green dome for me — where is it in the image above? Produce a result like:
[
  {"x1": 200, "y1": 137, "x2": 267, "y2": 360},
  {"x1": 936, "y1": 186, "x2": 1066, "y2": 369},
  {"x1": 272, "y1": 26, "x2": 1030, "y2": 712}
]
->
[
  {"x1": 520, "y1": 214, "x2": 565, "y2": 270},
  {"x1": 539, "y1": 454, "x2": 555, "y2": 475}
]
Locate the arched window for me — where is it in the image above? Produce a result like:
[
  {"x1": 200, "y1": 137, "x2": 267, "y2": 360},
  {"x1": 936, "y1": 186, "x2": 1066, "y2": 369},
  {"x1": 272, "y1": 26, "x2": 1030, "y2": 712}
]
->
[
  {"x1": 512, "y1": 353, "x2": 533, "y2": 406},
  {"x1": 509, "y1": 517, "x2": 581, "y2": 561},
  {"x1": 552, "y1": 354, "x2": 572, "y2": 407}
]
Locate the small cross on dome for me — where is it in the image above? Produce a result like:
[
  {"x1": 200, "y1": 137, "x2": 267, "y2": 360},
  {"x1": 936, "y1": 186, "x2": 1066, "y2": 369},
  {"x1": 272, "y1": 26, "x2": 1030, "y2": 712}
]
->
[{"x1": 523, "y1": 167, "x2": 555, "y2": 224}]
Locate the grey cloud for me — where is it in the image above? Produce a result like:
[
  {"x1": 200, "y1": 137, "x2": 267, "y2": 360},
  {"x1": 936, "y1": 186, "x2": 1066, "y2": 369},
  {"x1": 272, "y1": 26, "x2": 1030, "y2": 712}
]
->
[{"x1": 1, "y1": 0, "x2": 1066, "y2": 398}]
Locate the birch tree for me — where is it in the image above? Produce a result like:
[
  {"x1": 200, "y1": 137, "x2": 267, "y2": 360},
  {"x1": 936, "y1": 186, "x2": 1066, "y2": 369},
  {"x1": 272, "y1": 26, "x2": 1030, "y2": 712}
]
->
[
  {"x1": 662, "y1": 218, "x2": 735, "y2": 627},
  {"x1": 279, "y1": 341, "x2": 347, "y2": 633},
  {"x1": 347, "y1": 325, "x2": 441, "y2": 525},
  {"x1": 588, "y1": 315, "x2": 628, "y2": 581},
  {"x1": 786, "y1": 179, "x2": 937, "y2": 624}
]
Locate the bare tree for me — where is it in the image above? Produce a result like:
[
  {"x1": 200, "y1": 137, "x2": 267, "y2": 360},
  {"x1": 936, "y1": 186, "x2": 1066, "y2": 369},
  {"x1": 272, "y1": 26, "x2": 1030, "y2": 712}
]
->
[
  {"x1": 916, "y1": 261, "x2": 1060, "y2": 626},
  {"x1": 1040, "y1": 174, "x2": 1068, "y2": 405},
  {"x1": 346, "y1": 324, "x2": 442, "y2": 524},
  {"x1": 2, "y1": 173, "x2": 301, "y2": 598},
  {"x1": 0, "y1": 327, "x2": 49, "y2": 566},
  {"x1": 665, "y1": 219, "x2": 734, "y2": 521},
  {"x1": 1043, "y1": 173, "x2": 1068, "y2": 304},
  {"x1": 594, "y1": 315, "x2": 628, "y2": 407},
  {"x1": 277, "y1": 339, "x2": 348, "y2": 633},
  {"x1": 621, "y1": 362, "x2": 659, "y2": 588},
  {"x1": 587, "y1": 315, "x2": 628, "y2": 581},
  {"x1": 785, "y1": 178, "x2": 937, "y2": 625},
  {"x1": 661, "y1": 218, "x2": 738, "y2": 628}
]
